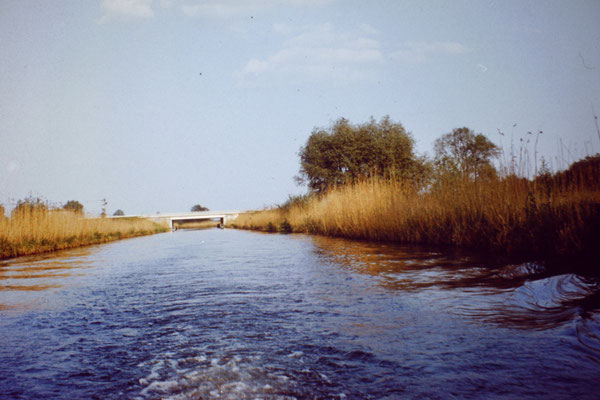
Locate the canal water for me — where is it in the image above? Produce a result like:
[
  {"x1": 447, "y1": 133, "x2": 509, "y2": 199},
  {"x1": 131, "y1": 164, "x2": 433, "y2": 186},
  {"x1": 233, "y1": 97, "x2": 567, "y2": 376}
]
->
[{"x1": 1, "y1": 229, "x2": 599, "y2": 399}]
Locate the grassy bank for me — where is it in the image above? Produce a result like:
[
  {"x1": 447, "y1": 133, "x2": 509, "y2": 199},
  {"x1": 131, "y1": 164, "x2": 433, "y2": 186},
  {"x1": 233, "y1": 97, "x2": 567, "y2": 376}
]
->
[
  {"x1": 230, "y1": 156, "x2": 600, "y2": 264},
  {"x1": 0, "y1": 208, "x2": 169, "y2": 260}
]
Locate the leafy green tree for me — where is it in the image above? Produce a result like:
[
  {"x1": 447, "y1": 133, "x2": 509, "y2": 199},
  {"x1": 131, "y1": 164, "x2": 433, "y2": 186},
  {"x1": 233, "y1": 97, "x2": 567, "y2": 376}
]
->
[
  {"x1": 191, "y1": 204, "x2": 209, "y2": 212},
  {"x1": 113, "y1": 209, "x2": 125, "y2": 216},
  {"x1": 63, "y1": 200, "x2": 84, "y2": 214},
  {"x1": 297, "y1": 116, "x2": 425, "y2": 192},
  {"x1": 434, "y1": 127, "x2": 500, "y2": 179}
]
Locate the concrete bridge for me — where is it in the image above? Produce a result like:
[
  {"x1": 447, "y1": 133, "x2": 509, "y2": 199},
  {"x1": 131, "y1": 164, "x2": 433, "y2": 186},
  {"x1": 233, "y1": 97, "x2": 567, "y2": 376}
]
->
[{"x1": 109, "y1": 211, "x2": 240, "y2": 229}]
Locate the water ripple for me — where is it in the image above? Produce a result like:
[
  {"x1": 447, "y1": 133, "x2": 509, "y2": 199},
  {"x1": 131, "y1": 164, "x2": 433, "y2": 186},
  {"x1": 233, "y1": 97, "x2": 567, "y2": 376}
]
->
[{"x1": 1, "y1": 230, "x2": 599, "y2": 399}]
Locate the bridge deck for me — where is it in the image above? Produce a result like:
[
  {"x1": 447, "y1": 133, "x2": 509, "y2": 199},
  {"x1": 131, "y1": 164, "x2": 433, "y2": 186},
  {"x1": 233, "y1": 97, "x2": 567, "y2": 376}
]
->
[{"x1": 109, "y1": 211, "x2": 241, "y2": 228}]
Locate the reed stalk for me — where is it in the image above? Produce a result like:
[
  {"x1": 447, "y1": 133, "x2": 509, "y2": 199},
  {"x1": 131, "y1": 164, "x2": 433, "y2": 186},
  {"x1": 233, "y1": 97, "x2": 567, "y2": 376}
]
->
[
  {"x1": 0, "y1": 208, "x2": 168, "y2": 260},
  {"x1": 230, "y1": 166, "x2": 600, "y2": 263}
]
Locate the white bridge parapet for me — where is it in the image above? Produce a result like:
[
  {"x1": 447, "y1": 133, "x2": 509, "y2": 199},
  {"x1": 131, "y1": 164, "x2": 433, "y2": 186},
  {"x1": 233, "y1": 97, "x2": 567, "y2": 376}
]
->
[{"x1": 109, "y1": 211, "x2": 240, "y2": 229}]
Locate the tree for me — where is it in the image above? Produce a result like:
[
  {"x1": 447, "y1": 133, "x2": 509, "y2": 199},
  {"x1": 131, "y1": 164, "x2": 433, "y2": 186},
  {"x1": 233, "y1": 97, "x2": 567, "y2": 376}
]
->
[
  {"x1": 12, "y1": 197, "x2": 48, "y2": 218},
  {"x1": 434, "y1": 127, "x2": 500, "y2": 180},
  {"x1": 63, "y1": 200, "x2": 84, "y2": 214},
  {"x1": 297, "y1": 116, "x2": 426, "y2": 192},
  {"x1": 113, "y1": 209, "x2": 125, "y2": 216},
  {"x1": 551, "y1": 153, "x2": 600, "y2": 190},
  {"x1": 191, "y1": 204, "x2": 209, "y2": 212}
]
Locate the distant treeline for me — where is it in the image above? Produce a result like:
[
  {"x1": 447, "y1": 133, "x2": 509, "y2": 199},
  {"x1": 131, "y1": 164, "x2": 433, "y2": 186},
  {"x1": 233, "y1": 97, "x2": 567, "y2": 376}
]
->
[{"x1": 295, "y1": 117, "x2": 500, "y2": 193}]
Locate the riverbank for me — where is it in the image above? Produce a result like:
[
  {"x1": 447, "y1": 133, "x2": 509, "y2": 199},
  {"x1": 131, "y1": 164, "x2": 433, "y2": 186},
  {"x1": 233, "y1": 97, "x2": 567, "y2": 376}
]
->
[
  {"x1": 229, "y1": 157, "x2": 600, "y2": 267},
  {"x1": 0, "y1": 209, "x2": 169, "y2": 260}
]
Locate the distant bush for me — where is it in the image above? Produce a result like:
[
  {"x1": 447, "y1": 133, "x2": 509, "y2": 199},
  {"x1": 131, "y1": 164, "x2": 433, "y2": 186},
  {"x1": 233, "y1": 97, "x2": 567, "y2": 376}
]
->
[
  {"x1": 266, "y1": 222, "x2": 277, "y2": 232},
  {"x1": 551, "y1": 153, "x2": 600, "y2": 189},
  {"x1": 191, "y1": 204, "x2": 209, "y2": 212},
  {"x1": 12, "y1": 197, "x2": 48, "y2": 218},
  {"x1": 279, "y1": 194, "x2": 312, "y2": 213},
  {"x1": 279, "y1": 220, "x2": 293, "y2": 234},
  {"x1": 434, "y1": 127, "x2": 500, "y2": 180},
  {"x1": 297, "y1": 116, "x2": 428, "y2": 193},
  {"x1": 63, "y1": 200, "x2": 84, "y2": 214},
  {"x1": 113, "y1": 209, "x2": 125, "y2": 216}
]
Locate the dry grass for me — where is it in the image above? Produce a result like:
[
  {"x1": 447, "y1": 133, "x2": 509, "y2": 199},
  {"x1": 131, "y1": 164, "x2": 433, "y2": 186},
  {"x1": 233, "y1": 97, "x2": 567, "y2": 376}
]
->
[
  {"x1": 230, "y1": 172, "x2": 600, "y2": 261},
  {"x1": 0, "y1": 209, "x2": 168, "y2": 260}
]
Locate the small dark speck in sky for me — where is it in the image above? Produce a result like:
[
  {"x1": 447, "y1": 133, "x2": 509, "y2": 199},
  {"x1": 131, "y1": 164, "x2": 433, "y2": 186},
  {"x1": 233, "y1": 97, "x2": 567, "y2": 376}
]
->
[{"x1": 579, "y1": 52, "x2": 595, "y2": 70}]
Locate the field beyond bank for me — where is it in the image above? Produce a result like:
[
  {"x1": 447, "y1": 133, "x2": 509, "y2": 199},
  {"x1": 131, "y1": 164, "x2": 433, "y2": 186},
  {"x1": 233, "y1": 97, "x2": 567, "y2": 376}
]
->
[
  {"x1": 0, "y1": 208, "x2": 168, "y2": 260},
  {"x1": 230, "y1": 156, "x2": 600, "y2": 267}
]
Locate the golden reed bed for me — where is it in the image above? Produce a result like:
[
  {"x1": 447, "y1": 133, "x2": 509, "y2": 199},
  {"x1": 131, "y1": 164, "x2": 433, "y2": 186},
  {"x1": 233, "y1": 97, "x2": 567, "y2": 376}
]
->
[
  {"x1": 231, "y1": 173, "x2": 600, "y2": 262},
  {"x1": 0, "y1": 209, "x2": 168, "y2": 260}
]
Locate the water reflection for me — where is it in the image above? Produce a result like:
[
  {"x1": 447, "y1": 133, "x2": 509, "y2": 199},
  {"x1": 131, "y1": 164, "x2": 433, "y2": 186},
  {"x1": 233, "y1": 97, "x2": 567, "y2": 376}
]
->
[
  {"x1": 0, "y1": 247, "x2": 94, "y2": 309},
  {"x1": 458, "y1": 274, "x2": 600, "y2": 331},
  {"x1": 310, "y1": 236, "x2": 600, "y2": 331}
]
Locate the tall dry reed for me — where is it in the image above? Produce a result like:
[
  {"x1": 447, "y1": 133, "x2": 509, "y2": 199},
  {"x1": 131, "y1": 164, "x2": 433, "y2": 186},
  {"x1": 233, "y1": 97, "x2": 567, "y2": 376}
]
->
[
  {"x1": 231, "y1": 171, "x2": 600, "y2": 261},
  {"x1": 0, "y1": 208, "x2": 168, "y2": 259}
]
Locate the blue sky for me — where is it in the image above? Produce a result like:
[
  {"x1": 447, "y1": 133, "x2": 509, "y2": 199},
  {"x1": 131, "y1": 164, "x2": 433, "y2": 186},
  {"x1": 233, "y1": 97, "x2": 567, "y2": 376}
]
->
[{"x1": 1, "y1": 0, "x2": 599, "y2": 215}]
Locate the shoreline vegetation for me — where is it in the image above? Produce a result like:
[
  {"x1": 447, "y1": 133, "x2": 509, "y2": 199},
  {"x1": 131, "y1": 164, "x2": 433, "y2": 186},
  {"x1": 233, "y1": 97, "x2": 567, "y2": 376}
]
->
[
  {"x1": 173, "y1": 220, "x2": 218, "y2": 230},
  {"x1": 229, "y1": 160, "x2": 600, "y2": 265},
  {"x1": 3, "y1": 115, "x2": 598, "y2": 267},
  {"x1": 2, "y1": 164, "x2": 597, "y2": 266},
  {"x1": 0, "y1": 204, "x2": 169, "y2": 260},
  {"x1": 229, "y1": 117, "x2": 600, "y2": 269}
]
